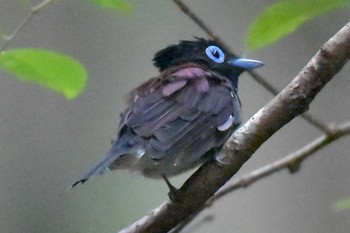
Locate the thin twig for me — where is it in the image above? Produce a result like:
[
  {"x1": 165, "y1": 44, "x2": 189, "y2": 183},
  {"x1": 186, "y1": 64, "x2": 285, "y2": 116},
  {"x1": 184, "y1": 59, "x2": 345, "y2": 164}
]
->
[
  {"x1": 212, "y1": 121, "x2": 350, "y2": 202},
  {"x1": 172, "y1": 0, "x2": 331, "y2": 134},
  {"x1": 301, "y1": 112, "x2": 333, "y2": 134},
  {"x1": 0, "y1": 0, "x2": 54, "y2": 52},
  {"x1": 172, "y1": 0, "x2": 233, "y2": 54}
]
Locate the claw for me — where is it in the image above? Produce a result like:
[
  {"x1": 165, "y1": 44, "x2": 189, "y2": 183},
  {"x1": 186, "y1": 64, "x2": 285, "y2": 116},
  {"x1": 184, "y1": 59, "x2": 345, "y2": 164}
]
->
[
  {"x1": 162, "y1": 174, "x2": 182, "y2": 202},
  {"x1": 69, "y1": 179, "x2": 88, "y2": 190}
]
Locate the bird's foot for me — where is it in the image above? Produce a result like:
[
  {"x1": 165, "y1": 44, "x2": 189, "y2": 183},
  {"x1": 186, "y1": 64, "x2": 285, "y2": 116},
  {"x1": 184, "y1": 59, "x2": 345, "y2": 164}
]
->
[
  {"x1": 162, "y1": 175, "x2": 182, "y2": 202},
  {"x1": 70, "y1": 179, "x2": 87, "y2": 189}
]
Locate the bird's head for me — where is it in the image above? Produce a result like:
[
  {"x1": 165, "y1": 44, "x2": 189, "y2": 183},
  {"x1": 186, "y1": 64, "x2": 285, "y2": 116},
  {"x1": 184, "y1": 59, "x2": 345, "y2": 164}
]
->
[{"x1": 153, "y1": 38, "x2": 263, "y2": 81}]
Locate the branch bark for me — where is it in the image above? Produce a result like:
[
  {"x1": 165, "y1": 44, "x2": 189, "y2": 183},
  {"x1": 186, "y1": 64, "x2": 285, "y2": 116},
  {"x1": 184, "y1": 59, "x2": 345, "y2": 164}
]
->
[
  {"x1": 119, "y1": 22, "x2": 350, "y2": 233},
  {"x1": 171, "y1": 121, "x2": 350, "y2": 232}
]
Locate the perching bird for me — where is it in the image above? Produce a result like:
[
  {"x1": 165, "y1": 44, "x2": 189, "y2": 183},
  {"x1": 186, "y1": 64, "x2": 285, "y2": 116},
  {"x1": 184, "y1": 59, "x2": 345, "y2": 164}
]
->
[{"x1": 71, "y1": 38, "x2": 263, "y2": 189}]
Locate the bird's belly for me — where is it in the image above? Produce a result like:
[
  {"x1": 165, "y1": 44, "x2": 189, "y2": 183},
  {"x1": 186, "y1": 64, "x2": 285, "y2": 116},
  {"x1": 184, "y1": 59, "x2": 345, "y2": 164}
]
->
[{"x1": 129, "y1": 151, "x2": 206, "y2": 178}]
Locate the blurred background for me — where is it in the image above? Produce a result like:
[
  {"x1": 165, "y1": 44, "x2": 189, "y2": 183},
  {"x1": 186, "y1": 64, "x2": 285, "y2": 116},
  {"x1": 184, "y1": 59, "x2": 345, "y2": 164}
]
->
[{"x1": 0, "y1": 0, "x2": 349, "y2": 232}]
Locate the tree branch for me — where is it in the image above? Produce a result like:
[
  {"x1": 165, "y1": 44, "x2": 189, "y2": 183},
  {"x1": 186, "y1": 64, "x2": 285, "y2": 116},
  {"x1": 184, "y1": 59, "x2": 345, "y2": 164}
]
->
[
  {"x1": 119, "y1": 22, "x2": 350, "y2": 233},
  {"x1": 171, "y1": 120, "x2": 350, "y2": 232},
  {"x1": 214, "y1": 121, "x2": 350, "y2": 199}
]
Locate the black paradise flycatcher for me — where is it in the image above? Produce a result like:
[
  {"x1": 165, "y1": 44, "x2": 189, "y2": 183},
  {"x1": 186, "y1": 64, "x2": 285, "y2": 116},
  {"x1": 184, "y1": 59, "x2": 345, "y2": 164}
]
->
[{"x1": 71, "y1": 38, "x2": 263, "y2": 195}]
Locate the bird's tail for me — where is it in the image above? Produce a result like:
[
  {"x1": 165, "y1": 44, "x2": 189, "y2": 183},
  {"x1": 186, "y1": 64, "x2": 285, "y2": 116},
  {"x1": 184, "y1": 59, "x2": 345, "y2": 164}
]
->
[{"x1": 69, "y1": 143, "x2": 126, "y2": 189}]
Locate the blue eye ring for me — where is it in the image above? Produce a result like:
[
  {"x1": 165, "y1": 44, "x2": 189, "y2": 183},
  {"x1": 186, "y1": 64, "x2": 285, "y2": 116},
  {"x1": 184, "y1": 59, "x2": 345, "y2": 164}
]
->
[{"x1": 205, "y1": 45, "x2": 225, "y2": 63}]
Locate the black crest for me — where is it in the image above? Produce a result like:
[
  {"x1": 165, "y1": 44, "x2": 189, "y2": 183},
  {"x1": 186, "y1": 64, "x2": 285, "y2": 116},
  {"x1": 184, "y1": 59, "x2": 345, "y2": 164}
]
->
[{"x1": 153, "y1": 38, "x2": 228, "y2": 72}]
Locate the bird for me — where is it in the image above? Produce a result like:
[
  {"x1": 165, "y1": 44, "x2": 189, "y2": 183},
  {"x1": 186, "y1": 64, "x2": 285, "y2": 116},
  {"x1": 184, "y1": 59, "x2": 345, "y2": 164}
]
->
[{"x1": 71, "y1": 38, "x2": 263, "y2": 191}]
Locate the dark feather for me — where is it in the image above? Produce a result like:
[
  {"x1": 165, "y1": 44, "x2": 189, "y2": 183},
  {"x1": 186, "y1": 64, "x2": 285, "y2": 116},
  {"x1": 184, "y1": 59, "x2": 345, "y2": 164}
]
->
[{"x1": 109, "y1": 65, "x2": 240, "y2": 176}]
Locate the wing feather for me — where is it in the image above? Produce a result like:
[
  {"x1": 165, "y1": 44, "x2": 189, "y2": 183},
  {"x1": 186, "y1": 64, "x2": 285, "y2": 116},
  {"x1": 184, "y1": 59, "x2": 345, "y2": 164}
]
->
[{"x1": 110, "y1": 65, "x2": 240, "y2": 171}]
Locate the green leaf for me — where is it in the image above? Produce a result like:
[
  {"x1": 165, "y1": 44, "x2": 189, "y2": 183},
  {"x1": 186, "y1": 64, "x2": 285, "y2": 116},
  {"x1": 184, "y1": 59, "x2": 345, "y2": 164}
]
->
[
  {"x1": 246, "y1": 0, "x2": 349, "y2": 50},
  {"x1": 333, "y1": 196, "x2": 350, "y2": 211},
  {"x1": 0, "y1": 49, "x2": 88, "y2": 99},
  {"x1": 87, "y1": 0, "x2": 132, "y2": 13}
]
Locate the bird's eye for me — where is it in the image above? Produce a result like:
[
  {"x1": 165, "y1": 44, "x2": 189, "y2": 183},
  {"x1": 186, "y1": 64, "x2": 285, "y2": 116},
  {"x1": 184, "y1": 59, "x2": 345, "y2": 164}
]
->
[{"x1": 205, "y1": 45, "x2": 225, "y2": 63}]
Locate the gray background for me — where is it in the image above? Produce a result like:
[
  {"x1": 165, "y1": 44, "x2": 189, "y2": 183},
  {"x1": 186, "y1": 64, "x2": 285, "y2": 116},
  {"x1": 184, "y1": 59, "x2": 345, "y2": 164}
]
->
[{"x1": 0, "y1": 0, "x2": 349, "y2": 232}]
